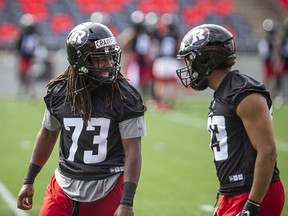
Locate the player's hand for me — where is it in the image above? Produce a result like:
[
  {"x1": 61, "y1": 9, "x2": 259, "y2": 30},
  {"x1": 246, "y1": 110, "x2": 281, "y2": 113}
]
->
[
  {"x1": 236, "y1": 210, "x2": 257, "y2": 216},
  {"x1": 212, "y1": 207, "x2": 218, "y2": 216},
  {"x1": 114, "y1": 204, "x2": 134, "y2": 216},
  {"x1": 236, "y1": 199, "x2": 260, "y2": 216},
  {"x1": 17, "y1": 184, "x2": 34, "y2": 210}
]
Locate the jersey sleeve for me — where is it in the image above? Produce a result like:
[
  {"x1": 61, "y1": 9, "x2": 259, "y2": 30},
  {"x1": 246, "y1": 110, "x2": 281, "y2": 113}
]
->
[
  {"x1": 119, "y1": 116, "x2": 147, "y2": 139},
  {"x1": 226, "y1": 72, "x2": 272, "y2": 113},
  {"x1": 42, "y1": 108, "x2": 62, "y2": 131}
]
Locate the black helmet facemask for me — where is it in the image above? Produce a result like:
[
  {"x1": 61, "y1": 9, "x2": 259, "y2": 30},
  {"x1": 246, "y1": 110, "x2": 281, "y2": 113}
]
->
[
  {"x1": 176, "y1": 51, "x2": 216, "y2": 90},
  {"x1": 76, "y1": 44, "x2": 121, "y2": 84}
]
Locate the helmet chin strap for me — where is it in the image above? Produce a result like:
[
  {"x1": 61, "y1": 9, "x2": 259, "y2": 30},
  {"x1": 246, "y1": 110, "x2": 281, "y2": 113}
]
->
[{"x1": 193, "y1": 72, "x2": 209, "y2": 89}]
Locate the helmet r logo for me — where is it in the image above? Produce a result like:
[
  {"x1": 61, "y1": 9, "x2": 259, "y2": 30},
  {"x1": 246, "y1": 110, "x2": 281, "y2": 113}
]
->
[
  {"x1": 69, "y1": 29, "x2": 87, "y2": 47},
  {"x1": 188, "y1": 28, "x2": 209, "y2": 48}
]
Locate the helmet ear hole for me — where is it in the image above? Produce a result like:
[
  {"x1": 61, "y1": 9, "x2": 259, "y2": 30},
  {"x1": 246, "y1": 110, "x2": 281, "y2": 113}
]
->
[{"x1": 77, "y1": 50, "x2": 83, "y2": 58}]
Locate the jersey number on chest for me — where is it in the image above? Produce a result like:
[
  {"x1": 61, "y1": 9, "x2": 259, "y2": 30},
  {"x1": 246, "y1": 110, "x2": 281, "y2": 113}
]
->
[{"x1": 63, "y1": 117, "x2": 110, "y2": 164}]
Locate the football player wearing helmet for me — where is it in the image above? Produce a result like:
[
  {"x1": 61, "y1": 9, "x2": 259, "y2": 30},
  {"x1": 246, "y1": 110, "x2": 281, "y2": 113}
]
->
[
  {"x1": 17, "y1": 22, "x2": 147, "y2": 216},
  {"x1": 176, "y1": 24, "x2": 285, "y2": 216}
]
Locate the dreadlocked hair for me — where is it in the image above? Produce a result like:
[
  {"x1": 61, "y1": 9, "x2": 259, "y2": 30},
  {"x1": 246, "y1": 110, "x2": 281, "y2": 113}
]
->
[{"x1": 46, "y1": 65, "x2": 129, "y2": 124}]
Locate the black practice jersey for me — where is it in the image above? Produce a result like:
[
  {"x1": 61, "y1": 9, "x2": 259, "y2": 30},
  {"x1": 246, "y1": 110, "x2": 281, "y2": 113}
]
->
[
  {"x1": 207, "y1": 71, "x2": 280, "y2": 195},
  {"x1": 44, "y1": 79, "x2": 147, "y2": 180}
]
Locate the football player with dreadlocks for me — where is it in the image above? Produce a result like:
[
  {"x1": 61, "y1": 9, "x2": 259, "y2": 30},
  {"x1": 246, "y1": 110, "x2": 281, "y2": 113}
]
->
[
  {"x1": 17, "y1": 22, "x2": 147, "y2": 216},
  {"x1": 176, "y1": 24, "x2": 285, "y2": 216}
]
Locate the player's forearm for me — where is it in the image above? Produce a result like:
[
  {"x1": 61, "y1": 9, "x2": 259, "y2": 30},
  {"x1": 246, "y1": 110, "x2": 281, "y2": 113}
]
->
[
  {"x1": 24, "y1": 128, "x2": 58, "y2": 185},
  {"x1": 121, "y1": 152, "x2": 141, "y2": 207},
  {"x1": 30, "y1": 127, "x2": 59, "y2": 167},
  {"x1": 248, "y1": 152, "x2": 276, "y2": 203},
  {"x1": 122, "y1": 138, "x2": 142, "y2": 184},
  {"x1": 120, "y1": 139, "x2": 142, "y2": 207},
  {"x1": 123, "y1": 150, "x2": 142, "y2": 184}
]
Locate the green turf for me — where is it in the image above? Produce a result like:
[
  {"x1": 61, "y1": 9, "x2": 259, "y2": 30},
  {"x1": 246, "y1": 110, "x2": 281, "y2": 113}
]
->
[{"x1": 0, "y1": 97, "x2": 287, "y2": 216}]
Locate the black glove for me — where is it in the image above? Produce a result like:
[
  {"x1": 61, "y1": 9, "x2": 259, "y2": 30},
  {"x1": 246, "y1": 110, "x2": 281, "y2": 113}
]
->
[
  {"x1": 236, "y1": 199, "x2": 260, "y2": 216},
  {"x1": 212, "y1": 207, "x2": 218, "y2": 216}
]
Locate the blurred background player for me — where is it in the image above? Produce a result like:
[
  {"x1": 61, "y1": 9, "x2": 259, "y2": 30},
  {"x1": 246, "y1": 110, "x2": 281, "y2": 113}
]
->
[
  {"x1": 152, "y1": 13, "x2": 182, "y2": 110},
  {"x1": 15, "y1": 13, "x2": 40, "y2": 97},
  {"x1": 257, "y1": 18, "x2": 278, "y2": 99},
  {"x1": 90, "y1": 11, "x2": 118, "y2": 36},
  {"x1": 275, "y1": 17, "x2": 288, "y2": 106},
  {"x1": 118, "y1": 11, "x2": 156, "y2": 102}
]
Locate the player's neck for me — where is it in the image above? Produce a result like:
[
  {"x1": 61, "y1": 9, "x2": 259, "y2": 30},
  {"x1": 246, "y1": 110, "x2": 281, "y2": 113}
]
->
[{"x1": 208, "y1": 68, "x2": 231, "y2": 91}]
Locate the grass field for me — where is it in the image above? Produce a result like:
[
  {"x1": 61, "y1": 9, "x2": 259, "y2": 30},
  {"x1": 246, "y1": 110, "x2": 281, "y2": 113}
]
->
[{"x1": 0, "y1": 97, "x2": 287, "y2": 216}]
